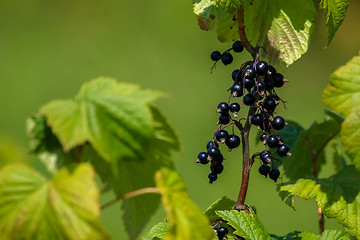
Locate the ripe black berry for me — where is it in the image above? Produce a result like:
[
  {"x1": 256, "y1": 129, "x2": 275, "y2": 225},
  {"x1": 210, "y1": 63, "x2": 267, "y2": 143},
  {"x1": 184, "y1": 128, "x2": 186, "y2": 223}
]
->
[
  {"x1": 197, "y1": 152, "x2": 209, "y2": 164},
  {"x1": 208, "y1": 172, "x2": 218, "y2": 183},
  {"x1": 216, "y1": 129, "x2": 229, "y2": 143},
  {"x1": 225, "y1": 134, "x2": 241, "y2": 149},
  {"x1": 215, "y1": 226, "x2": 228, "y2": 239},
  {"x1": 207, "y1": 147, "x2": 221, "y2": 160},
  {"x1": 212, "y1": 163, "x2": 224, "y2": 174},
  {"x1": 251, "y1": 113, "x2": 263, "y2": 126},
  {"x1": 241, "y1": 77, "x2": 255, "y2": 90},
  {"x1": 276, "y1": 135, "x2": 284, "y2": 144},
  {"x1": 229, "y1": 102, "x2": 240, "y2": 113},
  {"x1": 259, "y1": 118, "x2": 271, "y2": 131},
  {"x1": 232, "y1": 69, "x2": 241, "y2": 81},
  {"x1": 256, "y1": 61, "x2": 269, "y2": 75},
  {"x1": 255, "y1": 81, "x2": 265, "y2": 92},
  {"x1": 243, "y1": 93, "x2": 255, "y2": 106},
  {"x1": 219, "y1": 114, "x2": 231, "y2": 124},
  {"x1": 269, "y1": 168, "x2": 280, "y2": 182},
  {"x1": 217, "y1": 102, "x2": 230, "y2": 114},
  {"x1": 264, "y1": 77, "x2": 275, "y2": 90},
  {"x1": 259, "y1": 150, "x2": 272, "y2": 164},
  {"x1": 211, "y1": 51, "x2": 221, "y2": 61},
  {"x1": 230, "y1": 83, "x2": 243, "y2": 97},
  {"x1": 232, "y1": 41, "x2": 244, "y2": 52},
  {"x1": 267, "y1": 135, "x2": 279, "y2": 148},
  {"x1": 221, "y1": 52, "x2": 233, "y2": 65},
  {"x1": 259, "y1": 164, "x2": 270, "y2": 177},
  {"x1": 267, "y1": 65, "x2": 277, "y2": 77},
  {"x1": 272, "y1": 116, "x2": 285, "y2": 130},
  {"x1": 260, "y1": 133, "x2": 268, "y2": 144},
  {"x1": 263, "y1": 96, "x2": 277, "y2": 112},
  {"x1": 206, "y1": 140, "x2": 219, "y2": 149},
  {"x1": 277, "y1": 144, "x2": 290, "y2": 157},
  {"x1": 242, "y1": 67, "x2": 256, "y2": 79},
  {"x1": 273, "y1": 73, "x2": 285, "y2": 88}
]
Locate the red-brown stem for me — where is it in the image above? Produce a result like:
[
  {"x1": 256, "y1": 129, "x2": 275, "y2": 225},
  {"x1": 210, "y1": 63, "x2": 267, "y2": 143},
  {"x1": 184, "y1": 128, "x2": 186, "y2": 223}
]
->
[
  {"x1": 310, "y1": 130, "x2": 340, "y2": 234},
  {"x1": 237, "y1": 6, "x2": 256, "y2": 59},
  {"x1": 234, "y1": 5, "x2": 258, "y2": 211}
]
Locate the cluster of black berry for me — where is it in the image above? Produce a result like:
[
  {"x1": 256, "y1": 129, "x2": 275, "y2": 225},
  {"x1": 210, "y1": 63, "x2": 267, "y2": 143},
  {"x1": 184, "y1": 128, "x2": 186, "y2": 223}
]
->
[{"x1": 196, "y1": 40, "x2": 291, "y2": 183}]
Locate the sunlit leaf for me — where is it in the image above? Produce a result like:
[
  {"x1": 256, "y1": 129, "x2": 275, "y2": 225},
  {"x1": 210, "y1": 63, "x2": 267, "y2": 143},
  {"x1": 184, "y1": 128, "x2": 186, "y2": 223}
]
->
[
  {"x1": 0, "y1": 164, "x2": 108, "y2": 240},
  {"x1": 271, "y1": 229, "x2": 349, "y2": 239},
  {"x1": 147, "y1": 221, "x2": 170, "y2": 240},
  {"x1": 320, "y1": 0, "x2": 349, "y2": 46},
  {"x1": 155, "y1": 168, "x2": 214, "y2": 240},
  {"x1": 279, "y1": 165, "x2": 360, "y2": 238}
]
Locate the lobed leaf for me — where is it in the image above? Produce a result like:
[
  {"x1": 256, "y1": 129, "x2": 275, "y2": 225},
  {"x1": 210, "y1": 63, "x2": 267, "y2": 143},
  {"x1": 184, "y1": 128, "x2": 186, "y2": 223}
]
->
[
  {"x1": 216, "y1": 209, "x2": 271, "y2": 240},
  {"x1": 279, "y1": 165, "x2": 360, "y2": 238},
  {"x1": 204, "y1": 196, "x2": 236, "y2": 222},
  {"x1": 271, "y1": 229, "x2": 349, "y2": 239},
  {"x1": 0, "y1": 164, "x2": 108, "y2": 240},
  {"x1": 155, "y1": 168, "x2": 215, "y2": 240},
  {"x1": 147, "y1": 221, "x2": 170, "y2": 240},
  {"x1": 320, "y1": 0, "x2": 349, "y2": 46}
]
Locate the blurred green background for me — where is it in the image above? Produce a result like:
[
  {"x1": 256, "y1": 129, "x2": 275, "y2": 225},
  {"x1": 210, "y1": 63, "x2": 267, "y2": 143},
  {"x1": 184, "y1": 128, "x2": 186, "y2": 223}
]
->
[{"x1": 0, "y1": 0, "x2": 359, "y2": 239}]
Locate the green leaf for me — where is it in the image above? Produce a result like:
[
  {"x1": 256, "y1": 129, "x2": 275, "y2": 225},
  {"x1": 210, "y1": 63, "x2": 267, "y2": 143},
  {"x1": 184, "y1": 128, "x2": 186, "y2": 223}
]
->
[
  {"x1": 320, "y1": 0, "x2": 349, "y2": 46},
  {"x1": 271, "y1": 229, "x2": 349, "y2": 239},
  {"x1": 279, "y1": 165, "x2": 360, "y2": 238},
  {"x1": 323, "y1": 55, "x2": 360, "y2": 117},
  {"x1": 155, "y1": 168, "x2": 215, "y2": 240},
  {"x1": 243, "y1": 0, "x2": 316, "y2": 67},
  {"x1": 216, "y1": 0, "x2": 241, "y2": 11},
  {"x1": 0, "y1": 164, "x2": 108, "y2": 240},
  {"x1": 204, "y1": 196, "x2": 236, "y2": 222},
  {"x1": 323, "y1": 55, "x2": 360, "y2": 170},
  {"x1": 216, "y1": 209, "x2": 271, "y2": 240},
  {"x1": 40, "y1": 77, "x2": 162, "y2": 162},
  {"x1": 147, "y1": 221, "x2": 170, "y2": 239}
]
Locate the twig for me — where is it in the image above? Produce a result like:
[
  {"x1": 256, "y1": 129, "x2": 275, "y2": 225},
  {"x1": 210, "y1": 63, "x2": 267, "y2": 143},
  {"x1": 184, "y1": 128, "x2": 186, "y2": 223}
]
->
[{"x1": 237, "y1": 6, "x2": 256, "y2": 59}]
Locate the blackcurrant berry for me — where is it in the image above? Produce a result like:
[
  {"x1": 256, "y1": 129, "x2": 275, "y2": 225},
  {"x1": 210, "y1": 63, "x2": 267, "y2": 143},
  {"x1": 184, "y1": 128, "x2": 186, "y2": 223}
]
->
[
  {"x1": 251, "y1": 113, "x2": 263, "y2": 126},
  {"x1": 256, "y1": 61, "x2": 269, "y2": 75},
  {"x1": 216, "y1": 226, "x2": 228, "y2": 239},
  {"x1": 273, "y1": 73, "x2": 285, "y2": 88},
  {"x1": 219, "y1": 114, "x2": 231, "y2": 124},
  {"x1": 208, "y1": 172, "x2": 218, "y2": 183},
  {"x1": 230, "y1": 83, "x2": 243, "y2": 97},
  {"x1": 263, "y1": 96, "x2": 277, "y2": 112},
  {"x1": 229, "y1": 102, "x2": 240, "y2": 113},
  {"x1": 232, "y1": 69, "x2": 241, "y2": 81},
  {"x1": 255, "y1": 81, "x2": 265, "y2": 92},
  {"x1": 276, "y1": 135, "x2": 284, "y2": 144},
  {"x1": 206, "y1": 140, "x2": 219, "y2": 149},
  {"x1": 259, "y1": 150, "x2": 272, "y2": 164},
  {"x1": 225, "y1": 134, "x2": 241, "y2": 149},
  {"x1": 212, "y1": 163, "x2": 224, "y2": 174},
  {"x1": 259, "y1": 118, "x2": 271, "y2": 131},
  {"x1": 260, "y1": 133, "x2": 268, "y2": 144},
  {"x1": 267, "y1": 65, "x2": 277, "y2": 77},
  {"x1": 269, "y1": 168, "x2": 280, "y2": 182},
  {"x1": 259, "y1": 164, "x2": 270, "y2": 177},
  {"x1": 264, "y1": 77, "x2": 275, "y2": 91},
  {"x1": 211, "y1": 51, "x2": 221, "y2": 61},
  {"x1": 243, "y1": 93, "x2": 255, "y2": 106},
  {"x1": 241, "y1": 77, "x2": 255, "y2": 91},
  {"x1": 267, "y1": 135, "x2": 279, "y2": 148},
  {"x1": 242, "y1": 67, "x2": 256, "y2": 79},
  {"x1": 197, "y1": 152, "x2": 209, "y2": 164},
  {"x1": 272, "y1": 116, "x2": 285, "y2": 130},
  {"x1": 207, "y1": 147, "x2": 221, "y2": 159},
  {"x1": 217, "y1": 102, "x2": 230, "y2": 114},
  {"x1": 216, "y1": 129, "x2": 229, "y2": 143},
  {"x1": 232, "y1": 41, "x2": 244, "y2": 52},
  {"x1": 221, "y1": 52, "x2": 233, "y2": 65},
  {"x1": 277, "y1": 144, "x2": 290, "y2": 157}
]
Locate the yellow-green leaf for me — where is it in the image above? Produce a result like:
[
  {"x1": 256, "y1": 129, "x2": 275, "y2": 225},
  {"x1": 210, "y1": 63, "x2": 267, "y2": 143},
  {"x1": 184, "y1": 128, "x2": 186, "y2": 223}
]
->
[{"x1": 0, "y1": 164, "x2": 108, "y2": 240}]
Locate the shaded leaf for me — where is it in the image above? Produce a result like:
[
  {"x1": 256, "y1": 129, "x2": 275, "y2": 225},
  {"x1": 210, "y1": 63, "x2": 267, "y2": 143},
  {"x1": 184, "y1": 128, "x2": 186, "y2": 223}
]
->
[
  {"x1": 155, "y1": 168, "x2": 214, "y2": 240},
  {"x1": 279, "y1": 165, "x2": 360, "y2": 238},
  {"x1": 320, "y1": 0, "x2": 349, "y2": 46},
  {"x1": 205, "y1": 196, "x2": 236, "y2": 222},
  {"x1": 271, "y1": 229, "x2": 349, "y2": 239},
  {"x1": 216, "y1": 209, "x2": 271, "y2": 240},
  {"x1": 0, "y1": 164, "x2": 108, "y2": 240}
]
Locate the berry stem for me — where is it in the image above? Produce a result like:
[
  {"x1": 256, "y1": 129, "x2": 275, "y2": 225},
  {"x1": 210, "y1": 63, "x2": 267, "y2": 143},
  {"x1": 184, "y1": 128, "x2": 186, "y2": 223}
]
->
[
  {"x1": 101, "y1": 187, "x2": 160, "y2": 210},
  {"x1": 237, "y1": 6, "x2": 256, "y2": 59},
  {"x1": 234, "y1": 105, "x2": 257, "y2": 210}
]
